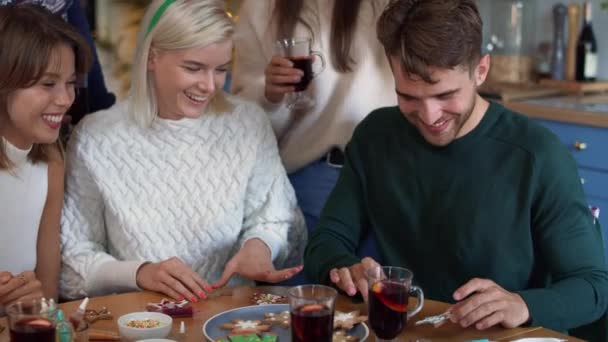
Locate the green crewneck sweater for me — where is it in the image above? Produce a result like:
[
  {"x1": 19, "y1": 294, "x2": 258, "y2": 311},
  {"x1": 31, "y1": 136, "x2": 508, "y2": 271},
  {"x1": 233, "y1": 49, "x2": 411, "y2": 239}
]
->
[{"x1": 304, "y1": 101, "x2": 608, "y2": 332}]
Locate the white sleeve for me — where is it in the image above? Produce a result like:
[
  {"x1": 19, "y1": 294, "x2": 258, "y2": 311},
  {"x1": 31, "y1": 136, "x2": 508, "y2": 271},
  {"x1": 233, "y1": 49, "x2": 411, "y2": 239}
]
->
[
  {"x1": 230, "y1": 0, "x2": 293, "y2": 138},
  {"x1": 238, "y1": 107, "x2": 307, "y2": 268},
  {"x1": 60, "y1": 127, "x2": 145, "y2": 299}
]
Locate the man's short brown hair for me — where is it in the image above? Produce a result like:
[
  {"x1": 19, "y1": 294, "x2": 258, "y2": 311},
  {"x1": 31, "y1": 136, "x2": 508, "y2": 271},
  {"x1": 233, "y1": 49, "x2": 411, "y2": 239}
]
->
[{"x1": 377, "y1": 0, "x2": 482, "y2": 83}]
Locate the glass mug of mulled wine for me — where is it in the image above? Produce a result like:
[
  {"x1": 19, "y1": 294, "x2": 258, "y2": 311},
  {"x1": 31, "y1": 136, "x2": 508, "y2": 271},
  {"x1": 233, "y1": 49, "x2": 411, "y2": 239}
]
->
[
  {"x1": 274, "y1": 37, "x2": 326, "y2": 110},
  {"x1": 7, "y1": 299, "x2": 56, "y2": 342},
  {"x1": 287, "y1": 284, "x2": 337, "y2": 342},
  {"x1": 366, "y1": 266, "x2": 424, "y2": 341}
]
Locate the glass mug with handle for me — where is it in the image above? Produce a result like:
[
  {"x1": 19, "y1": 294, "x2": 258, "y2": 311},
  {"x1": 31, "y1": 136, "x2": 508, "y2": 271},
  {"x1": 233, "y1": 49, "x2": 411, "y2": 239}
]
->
[
  {"x1": 287, "y1": 284, "x2": 337, "y2": 342},
  {"x1": 7, "y1": 299, "x2": 56, "y2": 342},
  {"x1": 274, "y1": 37, "x2": 326, "y2": 109},
  {"x1": 366, "y1": 266, "x2": 424, "y2": 341}
]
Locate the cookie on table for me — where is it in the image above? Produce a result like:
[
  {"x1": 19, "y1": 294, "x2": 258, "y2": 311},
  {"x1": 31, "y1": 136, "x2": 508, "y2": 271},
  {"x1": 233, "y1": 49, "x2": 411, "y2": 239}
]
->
[
  {"x1": 262, "y1": 310, "x2": 290, "y2": 328},
  {"x1": 146, "y1": 298, "x2": 193, "y2": 318},
  {"x1": 333, "y1": 310, "x2": 367, "y2": 330},
  {"x1": 84, "y1": 307, "x2": 113, "y2": 323},
  {"x1": 333, "y1": 330, "x2": 360, "y2": 342},
  {"x1": 251, "y1": 292, "x2": 288, "y2": 305},
  {"x1": 216, "y1": 333, "x2": 278, "y2": 342},
  {"x1": 220, "y1": 320, "x2": 272, "y2": 334}
]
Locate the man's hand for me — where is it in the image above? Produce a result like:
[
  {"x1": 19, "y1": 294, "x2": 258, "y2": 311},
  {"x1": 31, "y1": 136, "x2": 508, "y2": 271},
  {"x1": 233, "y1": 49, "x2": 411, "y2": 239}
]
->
[
  {"x1": 136, "y1": 257, "x2": 212, "y2": 302},
  {"x1": 264, "y1": 56, "x2": 302, "y2": 103},
  {"x1": 212, "y1": 239, "x2": 303, "y2": 288},
  {"x1": 449, "y1": 278, "x2": 530, "y2": 330},
  {"x1": 329, "y1": 257, "x2": 380, "y2": 301},
  {"x1": 0, "y1": 271, "x2": 43, "y2": 306}
]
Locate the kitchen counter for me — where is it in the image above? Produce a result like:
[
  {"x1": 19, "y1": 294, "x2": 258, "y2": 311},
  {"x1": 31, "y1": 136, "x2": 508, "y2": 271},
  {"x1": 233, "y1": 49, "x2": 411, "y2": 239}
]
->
[{"x1": 503, "y1": 94, "x2": 608, "y2": 128}]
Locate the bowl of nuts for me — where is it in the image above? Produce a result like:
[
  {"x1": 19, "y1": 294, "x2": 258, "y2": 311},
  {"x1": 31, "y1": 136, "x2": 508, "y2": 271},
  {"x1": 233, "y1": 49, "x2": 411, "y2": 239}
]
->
[{"x1": 117, "y1": 312, "x2": 172, "y2": 340}]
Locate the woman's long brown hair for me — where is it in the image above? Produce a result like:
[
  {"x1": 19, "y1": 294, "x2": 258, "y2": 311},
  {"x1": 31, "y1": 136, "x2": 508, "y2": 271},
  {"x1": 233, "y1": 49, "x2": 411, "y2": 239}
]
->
[
  {"x1": 274, "y1": 0, "x2": 364, "y2": 73},
  {"x1": 0, "y1": 4, "x2": 92, "y2": 170}
]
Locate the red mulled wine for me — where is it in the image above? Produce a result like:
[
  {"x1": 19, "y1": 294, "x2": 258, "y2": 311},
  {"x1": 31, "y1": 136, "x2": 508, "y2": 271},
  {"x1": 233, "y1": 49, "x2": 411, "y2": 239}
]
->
[
  {"x1": 289, "y1": 57, "x2": 313, "y2": 92},
  {"x1": 368, "y1": 280, "x2": 409, "y2": 339},
  {"x1": 290, "y1": 303, "x2": 334, "y2": 342},
  {"x1": 9, "y1": 318, "x2": 55, "y2": 342}
]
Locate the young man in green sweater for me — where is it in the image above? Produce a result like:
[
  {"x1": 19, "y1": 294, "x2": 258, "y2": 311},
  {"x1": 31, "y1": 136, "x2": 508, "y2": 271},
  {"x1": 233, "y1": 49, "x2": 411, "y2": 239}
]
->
[{"x1": 303, "y1": 0, "x2": 608, "y2": 334}]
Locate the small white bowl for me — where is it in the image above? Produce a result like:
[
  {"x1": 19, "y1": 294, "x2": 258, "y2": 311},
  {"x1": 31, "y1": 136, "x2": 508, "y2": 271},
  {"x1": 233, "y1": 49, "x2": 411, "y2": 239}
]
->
[{"x1": 117, "y1": 312, "x2": 173, "y2": 341}]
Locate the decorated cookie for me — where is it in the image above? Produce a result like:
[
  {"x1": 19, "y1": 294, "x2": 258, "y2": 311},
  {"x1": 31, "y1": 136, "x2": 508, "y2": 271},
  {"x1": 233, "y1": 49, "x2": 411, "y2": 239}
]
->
[
  {"x1": 262, "y1": 310, "x2": 290, "y2": 328},
  {"x1": 333, "y1": 310, "x2": 367, "y2": 330},
  {"x1": 251, "y1": 292, "x2": 288, "y2": 305},
  {"x1": 333, "y1": 330, "x2": 360, "y2": 342},
  {"x1": 84, "y1": 307, "x2": 113, "y2": 324},
  {"x1": 217, "y1": 333, "x2": 278, "y2": 342},
  {"x1": 220, "y1": 320, "x2": 272, "y2": 334},
  {"x1": 146, "y1": 298, "x2": 193, "y2": 318}
]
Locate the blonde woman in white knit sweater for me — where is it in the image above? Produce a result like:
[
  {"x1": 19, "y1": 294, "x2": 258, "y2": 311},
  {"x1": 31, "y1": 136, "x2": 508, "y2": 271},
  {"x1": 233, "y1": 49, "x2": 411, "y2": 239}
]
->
[{"x1": 60, "y1": 0, "x2": 306, "y2": 301}]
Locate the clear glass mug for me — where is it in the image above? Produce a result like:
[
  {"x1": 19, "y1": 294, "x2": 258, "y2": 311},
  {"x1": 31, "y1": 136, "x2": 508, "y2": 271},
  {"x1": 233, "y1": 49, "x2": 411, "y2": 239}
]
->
[
  {"x1": 6, "y1": 299, "x2": 56, "y2": 342},
  {"x1": 287, "y1": 284, "x2": 337, "y2": 342},
  {"x1": 366, "y1": 266, "x2": 424, "y2": 341},
  {"x1": 274, "y1": 37, "x2": 326, "y2": 110}
]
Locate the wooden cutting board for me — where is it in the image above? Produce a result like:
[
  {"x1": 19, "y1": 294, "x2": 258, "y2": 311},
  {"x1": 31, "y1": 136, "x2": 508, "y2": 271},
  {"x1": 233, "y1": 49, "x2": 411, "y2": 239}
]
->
[{"x1": 479, "y1": 82, "x2": 564, "y2": 101}]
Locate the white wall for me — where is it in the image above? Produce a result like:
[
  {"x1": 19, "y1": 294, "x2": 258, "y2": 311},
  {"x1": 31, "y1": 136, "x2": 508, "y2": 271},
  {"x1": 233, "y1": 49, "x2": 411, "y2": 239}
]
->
[{"x1": 478, "y1": 0, "x2": 607, "y2": 80}]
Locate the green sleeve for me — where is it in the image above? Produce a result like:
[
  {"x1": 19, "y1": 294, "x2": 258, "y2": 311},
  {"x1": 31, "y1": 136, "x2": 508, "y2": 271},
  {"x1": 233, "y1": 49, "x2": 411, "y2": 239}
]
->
[
  {"x1": 518, "y1": 139, "x2": 608, "y2": 331},
  {"x1": 303, "y1": 128, "x2": 370, "y2": 284}
]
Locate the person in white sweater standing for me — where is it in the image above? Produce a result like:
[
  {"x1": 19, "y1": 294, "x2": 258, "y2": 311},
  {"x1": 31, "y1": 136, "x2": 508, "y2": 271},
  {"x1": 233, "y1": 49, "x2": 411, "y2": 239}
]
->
[
  {"x1": 0, "y1": 4, "x2": 92, "y2": 306},
  {"x1": 60, "y1": 0, "x2": 306, "y2": 301},
  {"x1": 232, "y1": 0, "x2": 396, "y2": 278}
]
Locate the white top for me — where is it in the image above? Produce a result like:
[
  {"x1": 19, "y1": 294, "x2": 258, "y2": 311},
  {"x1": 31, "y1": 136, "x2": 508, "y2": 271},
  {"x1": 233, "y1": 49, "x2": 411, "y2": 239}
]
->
[
  {"x1": 231, "y1": 0, "x2": 397, "y2": 173},
  {"x1": 0, "y1": 138, "x2": 48, "y2": 274},
  {"x1": 60, "y1": 96, "x2": 307, "y2": 299}
]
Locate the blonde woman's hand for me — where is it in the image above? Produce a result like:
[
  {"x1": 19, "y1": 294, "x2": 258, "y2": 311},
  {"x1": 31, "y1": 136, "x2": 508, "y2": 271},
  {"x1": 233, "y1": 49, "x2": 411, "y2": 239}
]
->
[
  {"x1": 264, "y1": 56, "x2": 303, "y2": 103},
  {"x1": 136, "y1": 257, "x2": 212, "y2": 303},
  {"x1": 0, "y1": 271, "x2": 43, "y2": 306},
  {"x1": 212, "y1": 238, "x2": 303, "y2": 288}
]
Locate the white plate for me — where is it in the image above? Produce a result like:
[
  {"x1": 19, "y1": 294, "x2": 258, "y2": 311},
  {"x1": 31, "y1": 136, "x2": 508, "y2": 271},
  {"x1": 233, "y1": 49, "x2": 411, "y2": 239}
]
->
[
  {"x1": 202, "y1": 304, "x2": 369, "y2": 341},
  {"x1": 510, "y1": 338, "x2": 567, "y2": 342}
]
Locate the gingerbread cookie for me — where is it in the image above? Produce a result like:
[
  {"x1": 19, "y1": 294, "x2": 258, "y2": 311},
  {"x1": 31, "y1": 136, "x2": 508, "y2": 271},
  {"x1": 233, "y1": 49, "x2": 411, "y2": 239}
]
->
[
  {"x1": 146, "y1": 298, "x2": 193, "y2": 318},
  {"x1": 333, "y1": 330, "x2": 360, "y2": 342},
  {"x1": 84, "y1": 307, "x2": 113, "y2": 324},
  {"x1": 220, "y1": 320, "x2": 272, "y2": 334},
  {"x1": 262, "y1": 310, "x2": 290, "y2": 328},
  {"x1": 217, "y1": 333, "x2": 278, "y2": 342},
  {"x1": 251, "y1": 292, "x2": 288, "y2": 305},
  {"x1": 333, "y1": 310, "x2": 367, "y2": 330}
]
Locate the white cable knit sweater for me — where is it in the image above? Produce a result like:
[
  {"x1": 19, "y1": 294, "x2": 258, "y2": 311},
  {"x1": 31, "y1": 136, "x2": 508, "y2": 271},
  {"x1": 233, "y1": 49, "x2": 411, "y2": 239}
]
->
[{"x1": 60, "y1": 96, "x2": 306, "y2": 299}]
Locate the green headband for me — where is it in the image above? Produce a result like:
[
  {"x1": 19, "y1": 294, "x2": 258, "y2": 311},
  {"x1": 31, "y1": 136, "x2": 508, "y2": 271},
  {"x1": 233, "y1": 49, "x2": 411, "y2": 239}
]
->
[{"x1": 146, "y1": 0, "x2": 177, "y2": 37}]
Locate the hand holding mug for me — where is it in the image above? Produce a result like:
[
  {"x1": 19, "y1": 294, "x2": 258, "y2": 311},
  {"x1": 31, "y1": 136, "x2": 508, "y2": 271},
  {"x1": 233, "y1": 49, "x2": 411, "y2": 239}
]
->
[
  {"x1": 264, "y1": 56, "x2": 303, "y2": 103},
  {"x1": 272, "y1": 37, "x2": 325, "y2": 109}
]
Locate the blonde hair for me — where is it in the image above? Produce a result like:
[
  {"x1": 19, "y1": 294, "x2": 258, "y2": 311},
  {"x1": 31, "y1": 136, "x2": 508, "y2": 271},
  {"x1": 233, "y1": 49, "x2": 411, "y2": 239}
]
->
[{"x1": 129, "y1": 0, "x2": 234, "y2": 127}]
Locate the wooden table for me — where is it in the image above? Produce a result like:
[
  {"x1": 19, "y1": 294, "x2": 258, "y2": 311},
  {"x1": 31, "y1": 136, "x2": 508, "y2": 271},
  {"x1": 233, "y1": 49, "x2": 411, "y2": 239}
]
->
[{"x1": 0, "y1": 286, "x2": 579, "y2": 341}]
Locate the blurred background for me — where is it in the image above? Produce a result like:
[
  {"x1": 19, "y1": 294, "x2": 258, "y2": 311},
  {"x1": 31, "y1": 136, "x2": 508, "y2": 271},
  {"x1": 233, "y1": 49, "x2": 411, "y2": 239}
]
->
[{"x1": 85, "y1": 0, "x2": 607, "y2": 99}]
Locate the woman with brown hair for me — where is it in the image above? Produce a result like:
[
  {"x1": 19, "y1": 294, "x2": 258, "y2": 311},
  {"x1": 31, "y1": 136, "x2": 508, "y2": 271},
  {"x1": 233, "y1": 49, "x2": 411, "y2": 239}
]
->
[
  {"x1": 232, "y1": 1, "x2": 395, "y2": 279},
  {"x1": 0, "y1": 3, "x2": 91, "y2": 306}
]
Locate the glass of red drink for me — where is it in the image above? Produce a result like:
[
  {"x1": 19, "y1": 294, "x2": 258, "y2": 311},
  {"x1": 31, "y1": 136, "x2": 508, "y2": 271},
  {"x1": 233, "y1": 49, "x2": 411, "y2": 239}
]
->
[
  {"x1": 274, "y1": 37, "x2": 326, "y2": 109},
  {"x1": 6, "y1": 299, "x2": 56, "y2": 342},
  {"x1": 287, "y1": 284, "x2": 337, "y2": 342},
  {"x1": 366, "y1": 266, "x2": 424, "y2": 341}
]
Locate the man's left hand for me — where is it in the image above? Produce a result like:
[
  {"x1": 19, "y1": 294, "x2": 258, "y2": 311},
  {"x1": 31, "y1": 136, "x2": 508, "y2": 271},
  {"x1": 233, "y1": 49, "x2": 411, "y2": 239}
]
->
[
  {"x1": 212, "y1": 239, "x2": 303, "y2": 288},
  {"x1": 449, "y1": 278, "x2": 530, "y2": 330}
]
